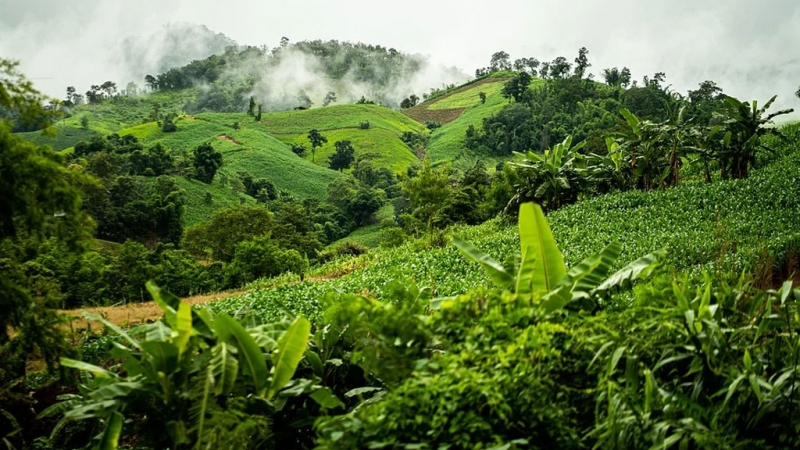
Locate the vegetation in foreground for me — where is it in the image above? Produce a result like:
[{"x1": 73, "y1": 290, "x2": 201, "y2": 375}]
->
[{"x1": 4, "y1": 37, "x2": 800, "y2": 449}]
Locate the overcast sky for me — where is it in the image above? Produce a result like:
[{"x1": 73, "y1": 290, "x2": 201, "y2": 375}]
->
[{"x1": 1, "y1": 0, "x2": 799, "y2": 113}]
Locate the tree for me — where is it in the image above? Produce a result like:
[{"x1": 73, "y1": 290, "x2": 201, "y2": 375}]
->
[
  {"x1": 297, "y1": 90, "x2": 313, "y2": 109},
  {"x1": 510, "y1": 135, "x2": 586, "y2": 211},
  {"x1": 548, "y1": 57, "x2": 572, "y2": 78},
  {"x1": 501, "y1": 71, "x2": 533, "y2": 103},
  {"x1": 716, "y1": 95, "x2": 794, "y2": 179},
  {"x1": 573, "y1": 47, "x2": 591, "y2": 79},
  {"x1": 308, "y1": 129, "x2": 328, "y2": 162},
  {"x1": 144, "y1": 74, "x2": 158, "y2": 91},
  {"x1": 329, "y1": 140, "x2": 355, "y2": 171},
  {"x1": 602, "y1": 67, "x2": 631, "y2": 87},
  {"x1": 401, "y1": 158, "x2": 452, "y2": 243},
  {"x1": 192, "y1": 142, "x2": 223, "y2": 184},
  {"x1": 248, "y1": 96, "x2": 256, "y2": 116},
  {"x1": 490, "y1": 51, "x2": 512, "y2": 72},
  {"x1": 291, "y1": 143, "x2": 307, "y2": 157},
  {"x1": 0, "y1": 59, "x2": 94, "y2": 389},
  {"x1": 400, "y1": 94, "x2": 419, "y2": 109},
  {"x1": 80, "y1": 115, "x2": 89, "y2": 129},
  {"x1": 323, "y1": 91, "x2": 338, "y2": 107},
  {"x1": 255, "y1": 104, "x2": 262, "y2": 121}
]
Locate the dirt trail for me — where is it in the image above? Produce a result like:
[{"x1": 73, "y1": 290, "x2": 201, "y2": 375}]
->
[
  {"x1": 217, "y1": 134, "x2": 243, "y2": 145},
  {"x1": 61, "y1": 290, "x2": 245, "y2": 331}
]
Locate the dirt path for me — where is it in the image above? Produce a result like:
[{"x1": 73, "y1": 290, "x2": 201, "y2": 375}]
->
[
  {"x1": 217, "y1": 134, "x2": 243, "y2": 145},
  {"x1": 61, "y1": 289, "x2": 246, "y2": 332}
]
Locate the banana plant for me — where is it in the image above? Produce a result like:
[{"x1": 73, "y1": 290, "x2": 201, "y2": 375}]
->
[
  {"x1": 715, "y1": 95, "x2": 794, "y2": 179},
  {"x1": 448, "y1": 202, "x2": 664, "y2": 313},
  {"x1": 510, "y1": 135, "x2": 586, "y2": 211},
  {"x1": 41, "y1": 282, "x2": 339, "y2": 450}
]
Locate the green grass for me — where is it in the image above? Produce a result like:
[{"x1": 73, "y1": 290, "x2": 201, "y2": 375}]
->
[
  {"x1": 425, "y1": 81, "x2": 531, "y2": 168},
  {"x1": 171, "y1": 176, "x2": 255, "y2": 228},
  {"x1": 428, "y1": 82, "x2": 506, "y2": 110},
  {"x1": 210, "y1": 129, "x2": 800, "y2": 323},
  {"x1": 247, "y1": 104, "x2": 426, "y2": 173},
  {"x1": 119, "y1": 115, "x2": 343, "y2": 202},
  {"x1": 62, "y1": 90, "x2": 197, "y2": 134},
  {"x1": 16, "y1": 127, "x2": 99, "y2": 151}
]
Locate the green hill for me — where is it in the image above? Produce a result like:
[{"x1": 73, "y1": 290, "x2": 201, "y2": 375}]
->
[
  {"x1": 15, "y1": 127, "x2": 99, "y2": 151},
  {"x1": 402, "y1": 75, "x2": 531, "y2": 169},
  {"x1": 118, "y1": 115, "x2": 343, "y2": 202},
  {"x1": 61, "y1": 90, "x2": 197, "y2": 134},
  {"x1": 252, "y1": 104, "x2": 426, "y2": 173}
]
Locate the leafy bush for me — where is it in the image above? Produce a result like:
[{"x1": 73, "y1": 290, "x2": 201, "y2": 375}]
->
[
  {"x1": 359, "y1": 120, "x2": 370, "y2": 130},
  {"x1": 49, "y1": 283, "x2": 337, "y2": 450},
  {"x1": 424, "y1": 120, "x2": 442, "y2": 131}
]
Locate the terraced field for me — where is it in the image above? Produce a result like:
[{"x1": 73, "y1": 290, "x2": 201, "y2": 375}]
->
[{"x1": 250, "y1": 104, "x2": 426, "y2": 173}]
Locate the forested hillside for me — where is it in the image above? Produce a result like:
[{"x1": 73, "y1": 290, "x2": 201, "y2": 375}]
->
[{"x1": 4, "y1": 31, "x2": 800, "y2": 450}]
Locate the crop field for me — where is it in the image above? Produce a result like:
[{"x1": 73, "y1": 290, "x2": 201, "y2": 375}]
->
[
  {"x1": 245, "y1": 104, "x2": 426, "y2": 172},
  {"x1": 16, "y1": 126, "x2": 99, "y2": 151},
  {"x1": 119, "y1": 115, "x2": 342, "y2": 203},
  {"x1": 210, "y1": 145, "x2": 800, "y2": 322}
]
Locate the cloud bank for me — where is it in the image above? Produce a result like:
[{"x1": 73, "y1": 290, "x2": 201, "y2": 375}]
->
[{"x1": 1, "y1": 0, "x2": 798, "y2": 114}]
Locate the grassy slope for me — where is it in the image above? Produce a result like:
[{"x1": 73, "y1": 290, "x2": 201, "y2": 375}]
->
[
  {"x1": 211, "y1": 128, "x2": 800, "y2": 322},
  {"x1": 61, "y1": 90, "x2": 197, "y2": 134},
  {"x1": 253, "y1": 104, "x2": 426, "y2": 173},
  {"x1": 423, "y1": 79, "x2": 545, "y2": 170},
  {"x1": 16, "y1": 127, "x2": 99, "y2": 151},
  {"x1": 120, "y1": 115, "x2": 343, "y2": 202}
]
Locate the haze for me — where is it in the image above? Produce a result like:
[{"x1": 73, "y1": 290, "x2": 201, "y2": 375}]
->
[{"x1": 1, "y1": 0, "x2": 799, "y2": 113}]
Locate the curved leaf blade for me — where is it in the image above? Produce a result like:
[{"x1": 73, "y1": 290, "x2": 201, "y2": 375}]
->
[
  {"x1": 214, "y1": 314, "x2": 269, "y2": 396},
  {"x1": 268, "y1": 316, "x2": 311, "y2": 400},
  {"x1": 518, "y1": 202, "x2": 565, "y2": 295}
]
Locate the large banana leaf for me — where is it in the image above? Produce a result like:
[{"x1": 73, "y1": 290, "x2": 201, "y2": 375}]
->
[
  {"x1": 539, "y1": 242, "x2": 623, "y2": 313},
  {"x1": 83, "y1": 312, "x2": 140, "y2": 350},
  {"x1": 267, "y1": 317, "x2": 311, "y2": 399},
  {"x1": 211, "y1": 342, "x2": 239, "y2": 396},
  {"x1": 452, "y1": 236, "x2": 514, "y2": 289},
  {"x1": 214, "y1": 314, "x2": 269, "y2": 397},
  {"x1": 60, "y1": 358, "x2": 116, "y2": 379},
  {"x1": 593, "y1": 249, "x2": 665, "y2": 296},
  {"x1": 173, "y1": 300, "x2": 194, "y2": 356},
  {"x1": 517, "y1": 202, "x2": 566, "y2": 295},
  {"x1": 95, "y1": 411, "x2": 123, "y2": 450}
]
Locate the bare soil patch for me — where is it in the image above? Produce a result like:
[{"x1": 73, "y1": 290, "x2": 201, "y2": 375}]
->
[{"x1": 218, "y1": 134, "x2": 243, "y2": 145}]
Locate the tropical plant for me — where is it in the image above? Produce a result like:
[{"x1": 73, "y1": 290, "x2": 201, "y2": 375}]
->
[
  {"x1": 448, "y1": 202, "x2": 664, "y2": 313},
  {"x1": 46, "y1": 283, "x2": 339, "y2": 450},
  {"x1": 715, "y1": 95, "x2": 794, "y2": 179},
  {"x1": 510, "y1": 135, "x2": 586, "y2": 211}
]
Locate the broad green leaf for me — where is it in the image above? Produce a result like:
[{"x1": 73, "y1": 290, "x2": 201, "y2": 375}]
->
[
  {"x1": 452, "y1": 236, "x2": 514, "y2": 289},
  {"x1": 95, "y1": 411, "x2": 123, "y2": 450},
  {"x1": 620, "y1": 108, "x2": 640, "y2": 134},
  {"x1": 141, "y1": 341, "x2": 180, "y2": 376},
  {"x1": 518, "y1": 202, "x2": 566, "y2": 295},
  {"x1": 593, "y1": 249, "x2": 665, "y2": 296},
  {"x1": 173, "y1": 300, "x2": 194, "y2": 355},
  {"x1": 83, "y1": 312, "x2": 140, "y2": 350},
  {"x1": 565, "y1": 242, "x2": 622, "y2": 293},
  {"x1": 146, "y1": 282, "x2": 179, "y2": 327},
  {"x1": 215, "y1": 314, "x2": 269, "y2": 397},
  {"x1": 515, "y1": 245, "x2": 537, "y2": 296},
  {"x1": 268, "y1": 317, "x2": 311, "y2": 399},
  {"x1": 60, "y1": 358, "x2": 115, "y2": 379},
  {"x1": 310, "y1": 387, "x2": 345, "y2": 409},
  {"x1": 210, "y1": 343, "x2": 238, "y2": 396}
]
